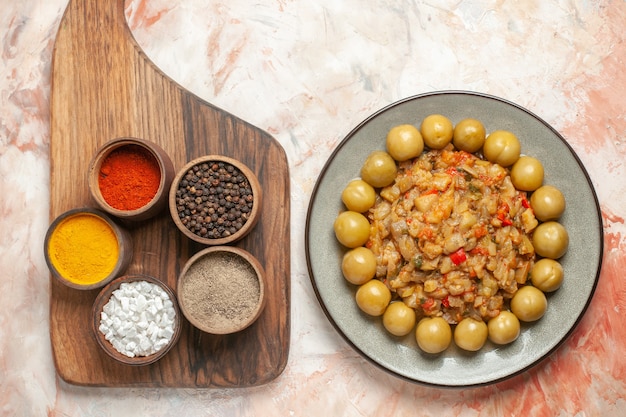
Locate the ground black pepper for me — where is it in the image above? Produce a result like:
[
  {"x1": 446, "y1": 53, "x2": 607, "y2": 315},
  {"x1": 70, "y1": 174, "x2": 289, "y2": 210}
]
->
[
  {"x1": 175, "y1": 161, "x2": 254, "y2": 239},
  {"x1": 180, "y1": 251, "x2": 261, "y2": 333}
]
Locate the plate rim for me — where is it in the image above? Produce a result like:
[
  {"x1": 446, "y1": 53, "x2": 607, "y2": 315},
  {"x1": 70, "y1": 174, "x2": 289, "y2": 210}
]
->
[{"x1": 304, "y1": 90, "x2": 604, "y2": 388}]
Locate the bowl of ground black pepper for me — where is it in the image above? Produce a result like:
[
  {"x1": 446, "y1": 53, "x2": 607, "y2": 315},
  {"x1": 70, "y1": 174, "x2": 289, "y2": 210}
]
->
[
  {"x1": 44, "y1": 208, "x2": 133, "y2": 290},
  {"x1": 169, "y1": 155, "x2": 262, "y2": 245},
  {"x1": 177, "y1": 246, "x2": 266, "y2": 335},
  {"x1": 89, "y1": 137, "x2": 175, "y2": 222}
]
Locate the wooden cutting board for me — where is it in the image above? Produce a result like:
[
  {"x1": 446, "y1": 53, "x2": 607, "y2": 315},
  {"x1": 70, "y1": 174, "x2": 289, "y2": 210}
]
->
[{"x1": 49, "y1": 0, "x2": 290, "y2": 387}]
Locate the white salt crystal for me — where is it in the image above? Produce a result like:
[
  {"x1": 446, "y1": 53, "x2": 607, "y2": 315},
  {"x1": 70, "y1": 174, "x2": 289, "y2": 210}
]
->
[
  {"x1": 159, "y1": 327, "x2": 174, "y2": 340},
  {"x1": 135, "y1": 294, "x2": 147, "y2": 311},
  {"x1": 153, "y1": 339, "x2": 168, "y2": 351},
  {"x1": 98, "y1": 280, "x2": 177, "y2": 358},
  {"x1": 139, "y1": 336, "x2": 151, "y2": 351}
]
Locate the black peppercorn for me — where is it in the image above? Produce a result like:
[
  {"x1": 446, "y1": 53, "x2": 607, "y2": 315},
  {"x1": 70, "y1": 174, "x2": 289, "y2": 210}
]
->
[{"x1": 175, "y1": 160, "x2": 255, "y2": 240}]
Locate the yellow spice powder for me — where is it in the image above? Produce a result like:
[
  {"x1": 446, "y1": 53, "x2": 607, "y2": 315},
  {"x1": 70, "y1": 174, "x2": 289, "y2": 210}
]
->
[{"x1": 48, "y1": 213, "x2": 119, "y2": 285}]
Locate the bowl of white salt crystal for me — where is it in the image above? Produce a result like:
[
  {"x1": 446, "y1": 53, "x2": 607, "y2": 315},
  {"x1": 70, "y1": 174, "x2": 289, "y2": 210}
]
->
[
  {"x1": 92, "y1": 274, "x2": 181, "y2": 366},
  {"x1": 177, "y1": 246, "x2": 266, "y2": 335}
]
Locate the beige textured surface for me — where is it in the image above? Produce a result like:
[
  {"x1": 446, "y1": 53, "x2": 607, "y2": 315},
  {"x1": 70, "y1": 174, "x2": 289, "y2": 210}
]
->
[{"x1": 1, "y1": 0, "x2": 625, "y2": 415}]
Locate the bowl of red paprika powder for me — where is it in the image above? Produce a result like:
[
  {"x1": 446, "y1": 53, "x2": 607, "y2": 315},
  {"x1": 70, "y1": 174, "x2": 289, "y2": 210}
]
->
[
  {"x1": 88, "y1": 138, "x2": 175, "y2": 221},
  {"x1": 169, "y1": 155, "x2": 262, "y2": 245}
]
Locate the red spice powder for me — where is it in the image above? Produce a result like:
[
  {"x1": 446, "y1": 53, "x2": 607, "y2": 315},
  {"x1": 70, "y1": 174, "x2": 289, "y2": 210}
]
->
[{"x1": 98, "y1": 145, "x2": 161, "y2": 210}]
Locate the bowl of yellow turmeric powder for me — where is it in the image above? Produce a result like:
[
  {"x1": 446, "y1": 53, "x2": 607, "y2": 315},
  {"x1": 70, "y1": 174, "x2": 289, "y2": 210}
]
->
[
  {"x1": 44, "y1": 208, "x2": 133, "y2": 290},
  {"x1": 88, "y1": 137, "x2": 175, "y2": 222}
]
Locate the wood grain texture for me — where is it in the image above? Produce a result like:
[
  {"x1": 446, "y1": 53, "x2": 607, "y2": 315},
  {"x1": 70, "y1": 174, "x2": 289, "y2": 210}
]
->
[{"x1": 49, "y1": 0, "x2": 290, "y2": 387}]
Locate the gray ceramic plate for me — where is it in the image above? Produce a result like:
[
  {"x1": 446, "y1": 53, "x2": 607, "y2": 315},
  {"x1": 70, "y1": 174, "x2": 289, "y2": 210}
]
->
[{"x1": 305, "y1": 91, "x2": 603, "y2": 387}]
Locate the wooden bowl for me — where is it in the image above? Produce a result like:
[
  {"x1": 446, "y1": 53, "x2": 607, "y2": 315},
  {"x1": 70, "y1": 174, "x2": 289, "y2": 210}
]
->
[
  {"x1": 177, "y1": 246, "x2": 266, "y2": 335},
  {"x1": 92, "y1": 274, "x2": 182, "y2": 366},
  {"x1": 89, "y1": 137, "x2": 175, "y2": 221},
  {"x1": 169, "y1": 155, "x2": 262, "y2": 245},
  {"x1": 44, "y1": 208, "x2": 133, "y2": 290}
]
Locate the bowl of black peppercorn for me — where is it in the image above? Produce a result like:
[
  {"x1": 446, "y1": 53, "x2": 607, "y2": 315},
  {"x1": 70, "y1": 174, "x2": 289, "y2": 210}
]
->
[{"x1": 169, "y1": 155, "x2": 262, "y2": 245}]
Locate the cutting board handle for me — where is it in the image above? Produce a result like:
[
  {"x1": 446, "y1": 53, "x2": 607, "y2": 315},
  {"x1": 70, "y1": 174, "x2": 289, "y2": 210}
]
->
[{"x1": 59, "y1": 0, "x2": 140, "y2": 54}]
